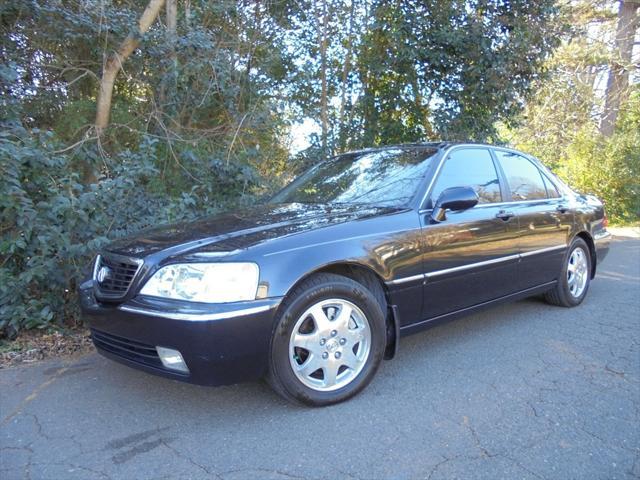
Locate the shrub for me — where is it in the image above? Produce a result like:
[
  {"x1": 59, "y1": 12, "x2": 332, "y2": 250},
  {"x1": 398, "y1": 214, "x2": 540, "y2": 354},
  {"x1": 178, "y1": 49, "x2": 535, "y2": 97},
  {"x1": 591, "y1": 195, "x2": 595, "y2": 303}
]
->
[
  {"x1": 506, "y1": 89, "x2": 640, "y2": 224},
  {"x1": 561, "y1": 126, "x2": 639, "y2": 222},
  {"x1": 559, "y1": 92, "x2": 640, "y2": 223},
  {"x1": 0, "y1": 123, "x2": 258, "y2": 336}
]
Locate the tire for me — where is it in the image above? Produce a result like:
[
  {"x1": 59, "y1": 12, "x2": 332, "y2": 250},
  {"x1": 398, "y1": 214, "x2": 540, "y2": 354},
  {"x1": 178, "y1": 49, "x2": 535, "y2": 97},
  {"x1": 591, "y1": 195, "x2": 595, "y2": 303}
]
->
[
  {"x1": 544, "y1": 237, "x2": 592, "y2": 307},
  {"x1": 267, "y1": 273, "x2": 386, "y2": 406}
]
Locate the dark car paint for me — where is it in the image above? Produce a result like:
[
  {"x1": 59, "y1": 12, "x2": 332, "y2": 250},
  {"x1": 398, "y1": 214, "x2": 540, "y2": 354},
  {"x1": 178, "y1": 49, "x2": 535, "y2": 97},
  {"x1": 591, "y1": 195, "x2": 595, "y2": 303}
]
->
[
  {"x1": 107, "y1": 203, "x2": 403, "y2": 257},
  {"x1": 81, "y1": 286, "x2": 281, "y2": 385},
  {"x1": 103, "y1": 203, "x2": 407, "y2": 304},
  {"x1": 80, "y1": 142, "x2": 611, "y2": 387},
  {"x1": 418, "y1": 202, "x2": 522, "y2": 319}
]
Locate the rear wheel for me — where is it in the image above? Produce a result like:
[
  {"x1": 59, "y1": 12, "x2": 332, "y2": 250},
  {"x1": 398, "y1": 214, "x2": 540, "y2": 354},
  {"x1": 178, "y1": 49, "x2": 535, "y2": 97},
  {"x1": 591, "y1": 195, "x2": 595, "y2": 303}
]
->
[
  {"x1": 268, "y1": 273, "x2": 386, "y2": 406},
  {"x1": 544, "y1": 237, "x2": 591, "y2": 307}
]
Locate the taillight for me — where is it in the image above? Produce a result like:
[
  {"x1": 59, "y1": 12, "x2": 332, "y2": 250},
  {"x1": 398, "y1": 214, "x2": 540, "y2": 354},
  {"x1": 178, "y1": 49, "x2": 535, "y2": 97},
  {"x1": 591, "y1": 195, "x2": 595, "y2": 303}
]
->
[{"x1": 602, "y1": 213, "x2": 608, "y2": 228}]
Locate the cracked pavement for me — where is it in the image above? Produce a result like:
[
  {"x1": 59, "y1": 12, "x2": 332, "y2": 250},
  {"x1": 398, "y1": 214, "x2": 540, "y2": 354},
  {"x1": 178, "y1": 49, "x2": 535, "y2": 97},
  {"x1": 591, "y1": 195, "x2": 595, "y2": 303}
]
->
[{"x1": 1, "y1": 237, "x2": 638, "y2": 480}]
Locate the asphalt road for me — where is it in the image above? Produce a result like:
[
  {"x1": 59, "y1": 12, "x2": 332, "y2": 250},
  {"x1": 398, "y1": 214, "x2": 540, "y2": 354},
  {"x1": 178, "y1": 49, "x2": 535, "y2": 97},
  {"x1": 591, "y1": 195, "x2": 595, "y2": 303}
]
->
[{"x1": 1, "y1": 237, "x2": 639, "y2": 480}]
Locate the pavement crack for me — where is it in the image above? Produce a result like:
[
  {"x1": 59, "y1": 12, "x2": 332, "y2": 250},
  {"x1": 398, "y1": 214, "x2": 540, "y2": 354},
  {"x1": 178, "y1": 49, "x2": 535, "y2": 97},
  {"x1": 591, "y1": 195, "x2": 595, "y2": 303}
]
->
[
  {"x1": 160, "y1": 439, "x2": 221, "y2": 479},
  {"x1": 575, "y1": 424, "x2": 637, "y2": 454},
  {"x1": 220, "y1": 468, "x2": 312, "y2": 480},
  {"x1": 500, "y1": 454, "x2": 548, "y2": 480},
  {"x1": 0, "y1": 445, "x2": 34, "y2": 453},
  {"x1": 426, "y1": 455, "x2": 456, "y2": 480},
  {"x1": 65, "y1": 463, "x2": 113, "y2": 480},
  {"x1": 22, "y1": 412, "x2": 52, "y2": 441},
  {"x1": 335, "y1": 469, "x2": 368, "y2": 480},
  {"x1": 1, "y1": 364, "x2": 73, "y2": 427},
  {"x1": 462, "y1": 416, "x2": 495, "y2": 458},
  {"x1": 604, "y1": 364, "x2": 629, "y2": 380}
]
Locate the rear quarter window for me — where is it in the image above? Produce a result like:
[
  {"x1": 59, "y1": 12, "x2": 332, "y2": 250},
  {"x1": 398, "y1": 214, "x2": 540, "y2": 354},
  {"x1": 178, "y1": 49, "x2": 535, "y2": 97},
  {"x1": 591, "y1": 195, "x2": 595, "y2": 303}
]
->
[
  {"x1": 541, "y1": 173, "x2": 561, "y2": 198},
  {"x1": 495, "y1": 151, "x2": 547, "y2": 201}
]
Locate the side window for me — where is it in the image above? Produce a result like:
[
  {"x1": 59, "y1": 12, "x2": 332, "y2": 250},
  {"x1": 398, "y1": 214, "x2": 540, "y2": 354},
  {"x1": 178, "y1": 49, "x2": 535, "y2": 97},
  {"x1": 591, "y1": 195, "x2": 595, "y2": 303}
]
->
[
  {"x1": 495, "y1": 151, "x2": 547, "y2": 201},
  {"x1": 542, "y1": 173, "x2": 560, "y2": 198},
  {"x1": 431, "y1": 149, "x2": 502, "y2": 204}
]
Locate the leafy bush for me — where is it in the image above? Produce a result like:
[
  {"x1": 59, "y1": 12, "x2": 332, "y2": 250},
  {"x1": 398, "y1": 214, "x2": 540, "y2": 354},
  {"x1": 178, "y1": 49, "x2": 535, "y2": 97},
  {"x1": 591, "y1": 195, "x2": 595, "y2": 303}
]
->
[
  {"x1": 552, "y1": 91, "x2": 639, "y2": 223},
  {"x1": 0, "y1": 123, "x2": 258, "y2": 336},
  {"x1": 506, "y1": 88, "x2": 640, "y2": 224},
  {"x1": 561, "y1": 126, "x2": 639, "y2": 223}
]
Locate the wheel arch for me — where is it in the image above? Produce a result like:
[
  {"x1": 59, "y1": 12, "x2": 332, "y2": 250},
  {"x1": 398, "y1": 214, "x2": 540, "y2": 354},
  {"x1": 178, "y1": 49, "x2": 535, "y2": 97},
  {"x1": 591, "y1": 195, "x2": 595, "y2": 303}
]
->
[
  {"x1": 574, "y1": 231, "x2": 597, "y2": 279},
  {"x1": 276, "y1": 261, "x2": 399, "y2": 359}
]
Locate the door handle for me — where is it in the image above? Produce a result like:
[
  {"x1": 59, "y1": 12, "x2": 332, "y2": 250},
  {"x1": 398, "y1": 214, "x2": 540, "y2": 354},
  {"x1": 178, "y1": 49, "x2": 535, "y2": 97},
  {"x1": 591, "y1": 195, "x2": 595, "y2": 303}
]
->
[
  {"x1": 556, "y1": 204, "x2": 568, "y2": 213},
  {"x1": 495, "y1": 210, "x2": 515, "y2": 221}
]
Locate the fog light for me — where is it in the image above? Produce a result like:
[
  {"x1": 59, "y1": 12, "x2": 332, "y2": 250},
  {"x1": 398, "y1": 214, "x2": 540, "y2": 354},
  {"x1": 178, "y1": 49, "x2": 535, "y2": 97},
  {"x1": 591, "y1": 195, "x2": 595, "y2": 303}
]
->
[{"x1": 156, "y1": 346, "x2": 189, "y2": 373}]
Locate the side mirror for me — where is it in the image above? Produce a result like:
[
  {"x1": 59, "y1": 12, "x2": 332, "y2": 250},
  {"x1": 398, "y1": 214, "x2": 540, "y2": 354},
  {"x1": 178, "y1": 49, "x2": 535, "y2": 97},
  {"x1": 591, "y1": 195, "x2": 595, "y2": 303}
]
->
[{"x1": 431, "y1": 186, "x2": 479, "y2": 223}]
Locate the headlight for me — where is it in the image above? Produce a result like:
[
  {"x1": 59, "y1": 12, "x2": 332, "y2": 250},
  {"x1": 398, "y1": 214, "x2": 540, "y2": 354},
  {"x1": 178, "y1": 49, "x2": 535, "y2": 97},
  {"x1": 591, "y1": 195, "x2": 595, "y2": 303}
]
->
[{"x1": 140, "y1": 263, "x2": 259, "y2": 303}]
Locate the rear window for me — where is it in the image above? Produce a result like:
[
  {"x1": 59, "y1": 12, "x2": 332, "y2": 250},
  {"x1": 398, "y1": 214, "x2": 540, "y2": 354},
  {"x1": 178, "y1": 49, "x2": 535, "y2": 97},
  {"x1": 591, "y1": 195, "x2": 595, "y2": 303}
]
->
[
  {"x1": 542, "y1": 174, "x2": 560, "y2": 198},
  {"x1": 495, "y1": 151, "x2": 547, "y2": 201}
]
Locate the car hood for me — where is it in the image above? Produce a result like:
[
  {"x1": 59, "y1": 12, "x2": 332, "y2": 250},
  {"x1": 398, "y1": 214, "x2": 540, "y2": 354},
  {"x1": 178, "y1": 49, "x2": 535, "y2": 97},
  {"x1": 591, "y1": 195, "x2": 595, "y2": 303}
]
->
[{"x1": 105, "y1": 202, "x2": 403, "y2": 258}]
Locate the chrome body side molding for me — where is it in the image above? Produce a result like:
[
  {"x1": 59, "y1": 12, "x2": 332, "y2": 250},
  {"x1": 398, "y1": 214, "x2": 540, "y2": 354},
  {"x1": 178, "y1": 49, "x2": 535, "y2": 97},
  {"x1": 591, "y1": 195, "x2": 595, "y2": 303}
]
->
[{"x1": 386, "y1": 244, "x2": 567, "y2": 286}]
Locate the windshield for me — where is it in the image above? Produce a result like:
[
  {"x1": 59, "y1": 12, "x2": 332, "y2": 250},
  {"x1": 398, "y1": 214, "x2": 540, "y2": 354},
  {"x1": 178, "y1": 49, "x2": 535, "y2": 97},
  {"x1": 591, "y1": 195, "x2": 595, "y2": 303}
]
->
[{"x1": 270, "y1": 147, "x2": 439, "y2": 207}]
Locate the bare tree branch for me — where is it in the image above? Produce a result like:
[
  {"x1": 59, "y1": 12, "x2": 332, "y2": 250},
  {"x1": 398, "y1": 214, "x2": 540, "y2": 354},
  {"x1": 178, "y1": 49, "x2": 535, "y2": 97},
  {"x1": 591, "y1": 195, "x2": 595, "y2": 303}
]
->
[{"x1": 95, "y1": 0, "x2": 166, "y2": 135}]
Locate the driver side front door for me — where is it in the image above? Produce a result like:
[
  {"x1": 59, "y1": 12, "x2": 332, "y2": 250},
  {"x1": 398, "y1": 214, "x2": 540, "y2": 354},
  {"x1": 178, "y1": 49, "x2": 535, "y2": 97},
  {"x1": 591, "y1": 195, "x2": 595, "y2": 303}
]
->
[{"x1": 419, "y1": 147, "x2": 520, "y2": 320}]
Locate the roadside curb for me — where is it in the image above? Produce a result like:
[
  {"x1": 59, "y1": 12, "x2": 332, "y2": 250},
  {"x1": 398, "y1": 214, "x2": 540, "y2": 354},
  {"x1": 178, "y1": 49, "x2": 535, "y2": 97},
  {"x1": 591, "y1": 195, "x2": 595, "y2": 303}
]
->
[{"x1": 609, "y1": 226, "x2": 640, "y2": 239}]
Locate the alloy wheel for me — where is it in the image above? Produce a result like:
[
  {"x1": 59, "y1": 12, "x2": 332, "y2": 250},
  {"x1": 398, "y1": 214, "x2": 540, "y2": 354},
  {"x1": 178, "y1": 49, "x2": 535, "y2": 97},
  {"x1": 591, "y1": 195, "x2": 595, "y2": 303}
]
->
[
  {"x1": 567, "y1": 247, "x2": 589, "y2": 298},
  {"x1": 288, "y1": 298, "x2": 371, "y2": 392}
]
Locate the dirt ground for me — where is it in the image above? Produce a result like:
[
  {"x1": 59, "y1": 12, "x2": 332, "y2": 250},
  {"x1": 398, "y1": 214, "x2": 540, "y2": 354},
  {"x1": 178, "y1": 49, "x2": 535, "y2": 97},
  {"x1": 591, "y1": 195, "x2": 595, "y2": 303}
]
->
[{"x1": 0, "y1": 328, "x2": 94, "y2": 368}]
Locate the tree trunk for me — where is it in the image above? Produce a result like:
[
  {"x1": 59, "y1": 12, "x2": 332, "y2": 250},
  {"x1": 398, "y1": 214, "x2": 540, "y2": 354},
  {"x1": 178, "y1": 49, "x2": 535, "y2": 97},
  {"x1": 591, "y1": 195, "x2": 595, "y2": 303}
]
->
[
  {"x1": 167, "y1": 0, "x2": 177, "y2": 76},
  {"x1": 600, "y1": 0, "x2": 639, "y2": 136},
  {"x1": 338, "y1": 0, "x2": 356, "y2": 151},
  {"x1": 318, "y1": 0, "x2": 329, "y2": 154},
  {"x1": 95, "y1": 0, "x2": 166, "y2": 135},
  {"x1": 160, "y1": 0, "x2": 177, "y2": 119},
  {"x1": 241, "y1": 1, "x2": 262, "y2": 111},
  {"x1": 185, "y1": 0, "x2": 191, "y2": 30},
  {"x1": 167, "y1": 0, "x2": 177, "y2": 34}
]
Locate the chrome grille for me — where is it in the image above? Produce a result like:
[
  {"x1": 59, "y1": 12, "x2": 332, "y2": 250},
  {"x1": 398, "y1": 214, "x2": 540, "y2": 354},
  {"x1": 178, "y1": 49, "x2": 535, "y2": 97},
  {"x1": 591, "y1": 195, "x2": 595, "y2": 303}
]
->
[{"x1": 93, "y1": 253, "x2": 142, "y2": 300}]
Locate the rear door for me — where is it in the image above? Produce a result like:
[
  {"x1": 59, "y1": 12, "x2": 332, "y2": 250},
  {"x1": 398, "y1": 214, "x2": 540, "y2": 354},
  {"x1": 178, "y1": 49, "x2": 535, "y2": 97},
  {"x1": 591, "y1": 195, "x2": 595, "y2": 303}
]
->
[
  {"x1": 492, "y1": 149, "x2": 573, "y2": 290},
  {"x1": 419, "y1": 147, "x2": 520, "y2": 320}
]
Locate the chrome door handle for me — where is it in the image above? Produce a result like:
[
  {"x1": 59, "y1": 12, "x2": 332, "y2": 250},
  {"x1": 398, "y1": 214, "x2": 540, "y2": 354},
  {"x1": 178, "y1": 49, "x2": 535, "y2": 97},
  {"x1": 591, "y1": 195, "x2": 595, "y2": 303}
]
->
[{"x1": 495, "y1": 210, "x2": 515, "y2": 221}]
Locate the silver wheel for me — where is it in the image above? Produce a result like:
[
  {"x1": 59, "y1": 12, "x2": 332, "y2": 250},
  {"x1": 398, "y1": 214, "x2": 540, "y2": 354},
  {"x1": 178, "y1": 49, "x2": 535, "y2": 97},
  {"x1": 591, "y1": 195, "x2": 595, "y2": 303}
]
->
[
  {"x1": 288, "y1": 298, "x2": 372, "y2": 392},
  {"x1": 567, "y1": 247, "x2": 589, "y2": 298}
]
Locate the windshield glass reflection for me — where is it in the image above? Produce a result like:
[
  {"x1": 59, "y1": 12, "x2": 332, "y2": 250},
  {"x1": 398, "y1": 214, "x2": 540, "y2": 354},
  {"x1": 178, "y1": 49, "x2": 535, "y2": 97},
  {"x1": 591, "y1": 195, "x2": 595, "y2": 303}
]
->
[{"x1": 271, "y1": 147, "x2": 438, "y2": 207}]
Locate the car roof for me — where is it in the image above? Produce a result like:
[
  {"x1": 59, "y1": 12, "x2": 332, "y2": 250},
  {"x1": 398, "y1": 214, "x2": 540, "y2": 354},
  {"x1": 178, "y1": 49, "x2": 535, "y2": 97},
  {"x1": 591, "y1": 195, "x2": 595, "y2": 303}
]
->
[
  {"x1": 336, "y1": 142, "x2": 445, "y2": 156},
  {"x1": 339, "y1": 141, "x2": 518, "y2": 156}
]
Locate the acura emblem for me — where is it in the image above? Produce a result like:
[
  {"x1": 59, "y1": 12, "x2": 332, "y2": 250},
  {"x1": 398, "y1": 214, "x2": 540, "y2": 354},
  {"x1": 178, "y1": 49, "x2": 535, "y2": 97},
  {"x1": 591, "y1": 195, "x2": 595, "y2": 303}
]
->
[{"x1": 96, "y1": 266, "x2": 112, "y2": 284}]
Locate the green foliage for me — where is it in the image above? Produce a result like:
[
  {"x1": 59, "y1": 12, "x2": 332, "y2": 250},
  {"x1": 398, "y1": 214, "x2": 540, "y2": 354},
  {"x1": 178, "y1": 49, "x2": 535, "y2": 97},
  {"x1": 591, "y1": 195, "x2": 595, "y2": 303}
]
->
[
  {"x1": 505, "y1": 1, "x2": 639, "y2": 224},
  {"x1": 0, "y1": 0, "x2": 592, "y2": 335},
  {"x1": 1, "y1": 0, "x2": 293, "y2": 335},
  {"x1": 561, "y1": 94, "x2": 640, "y2": 222},
  {"x1": 350, "y1": 0, "x2": 561, "y2": 147},
  {"x1": 508, "y1": 95, "x2": 639, "y2": 224},
  {"x1": 0, "y1": 123, "x2": 258, "y2": 335}
]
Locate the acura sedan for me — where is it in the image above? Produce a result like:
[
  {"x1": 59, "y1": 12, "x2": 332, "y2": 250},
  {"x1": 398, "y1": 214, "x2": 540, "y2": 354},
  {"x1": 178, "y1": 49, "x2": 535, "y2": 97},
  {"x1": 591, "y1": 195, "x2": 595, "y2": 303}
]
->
[{"x1": 80, "y1": 143, "x2": 611, "y2": 406}]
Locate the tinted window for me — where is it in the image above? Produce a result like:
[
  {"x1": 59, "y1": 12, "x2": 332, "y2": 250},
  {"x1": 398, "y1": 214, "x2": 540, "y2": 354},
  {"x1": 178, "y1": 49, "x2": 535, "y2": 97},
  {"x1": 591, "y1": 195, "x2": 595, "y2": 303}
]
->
[
  {"x1": 271, "y1": 147, "x2": 438, "y2": 206},
  {"x1": 495, "y1": 151, "x2": 547, "y2": 201},
  {"x1": 431, "y1": 148, "x2": 502, "y2": 204},
  {"x1": 542, "y1": 174, "x2": 560, "y2": 198}
]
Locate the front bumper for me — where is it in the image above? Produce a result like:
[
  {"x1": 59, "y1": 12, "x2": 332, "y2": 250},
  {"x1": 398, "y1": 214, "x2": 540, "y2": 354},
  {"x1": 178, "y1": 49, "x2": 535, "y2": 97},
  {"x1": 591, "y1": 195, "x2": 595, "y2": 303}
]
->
[{"x1": 79, "y1": 284, "x2": 282, "y2": 386}]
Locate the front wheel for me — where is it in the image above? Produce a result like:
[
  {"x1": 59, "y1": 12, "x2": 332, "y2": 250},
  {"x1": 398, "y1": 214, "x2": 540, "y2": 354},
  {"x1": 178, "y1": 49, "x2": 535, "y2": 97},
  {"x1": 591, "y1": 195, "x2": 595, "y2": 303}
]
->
[
  {"x1": 544, "y1": 237, "x2": 592, "y2": 307},
  {"x1": 268, "y1": 273, "x2": 386, "y2": 406}
]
